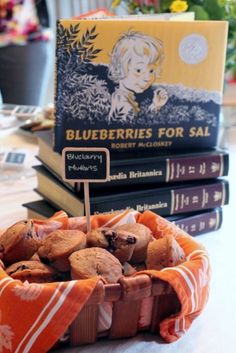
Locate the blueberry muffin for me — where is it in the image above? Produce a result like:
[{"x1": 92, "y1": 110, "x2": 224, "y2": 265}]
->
[
  {"x1": 6, "y1": 260, "x2": 60, "y2": 283},
  {"x1": 87, "y1": 227, "x2": 137, "y2": 262},
  {"x1": 0, "y1": 220, "x2": 41, "y2": 265},
  {"x1": 69, "y1": 247, "x2": 123, "y2": 284},
  {"x1": 115, "y1": 223, "x2": 153, "y2": 263},
  {"x1": 146, "y1": 234, "x2": 186, "y2": 270},
  {"x1": 37, "y1": 230, "x2": 86, "y2": 272}
]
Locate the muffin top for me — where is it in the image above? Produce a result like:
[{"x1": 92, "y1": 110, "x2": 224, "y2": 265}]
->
[
  {"x1": 87, "y1": 227, "x2": 137, "y2": 262},
  {"x1": 38, "y1": 229, "x2": 86, "y2": 261},
  {"x1": 0, "y1": 220, "x2": 38, "y2": 252},
  {"x1": 69, "y1": 247, "x2": 123, "y2": 283},
  {"x1": 6, "y1": 260, "x2": 59, "y2": 282}
]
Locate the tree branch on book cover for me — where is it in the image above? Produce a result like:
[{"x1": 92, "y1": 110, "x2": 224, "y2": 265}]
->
[
  {"x1": 55, "y1": 20, "x2": 227, "y2": 152},
  {"x1": 57, "y1": 22, "x2": 102, "y2": 64}
]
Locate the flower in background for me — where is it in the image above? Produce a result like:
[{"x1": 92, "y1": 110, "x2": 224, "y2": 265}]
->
[
  {"x1": 0, "y1": 0, "x2": 49, "y2": 47},
  {"x1": 169, "y1": 0, "x2": 188, "y2": 13}
]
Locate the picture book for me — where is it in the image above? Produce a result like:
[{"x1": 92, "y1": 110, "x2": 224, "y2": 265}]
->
[{"x1": 55, "y1": 18, "x2": 228, "y2": 152}]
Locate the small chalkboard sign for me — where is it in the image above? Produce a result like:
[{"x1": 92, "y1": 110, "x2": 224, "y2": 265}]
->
[
  {"x1": 62, "y1": 147, "x2": 110, "y2": 182},
  {"x1": 61, "y1": 147, "x2": 110, "y2": 232}
]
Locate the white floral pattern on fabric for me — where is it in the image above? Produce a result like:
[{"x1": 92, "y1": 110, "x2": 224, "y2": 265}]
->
[
  {"x1": 0, "y1": 310, "x2": 14, "y2": 353},
  {"x1": 187, "y1": 250, "x2": 210, "y2": 290},
  {"x1": 35, "y1": 221, "x2": 63, "y2": 238},
  {"x1": 12, "y1": 281, "x2": 43, "y2": 301},
  {"x1": 68, "y1": 217, "x2": 87, "y2": 232},
  {"x1": 104, "y1": 210, "x2": 138, "y2": 228},
  {"x1": 197, "y1": 255, "x2": 209, "y2": 290}
]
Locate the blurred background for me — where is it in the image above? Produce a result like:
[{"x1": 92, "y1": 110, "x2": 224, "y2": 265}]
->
[{"x1": 0, "y1": 0, "x2": 235, "y2": 108}]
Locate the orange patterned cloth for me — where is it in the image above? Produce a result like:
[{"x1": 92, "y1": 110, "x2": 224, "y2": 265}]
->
[{"x1": 0, "y1": 210, "x2": 210, "y2": 352}]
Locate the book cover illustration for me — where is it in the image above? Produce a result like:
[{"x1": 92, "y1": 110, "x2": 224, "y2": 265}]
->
[{"x1": 55, "y1": 19, "x2": 228, "y2": 152}]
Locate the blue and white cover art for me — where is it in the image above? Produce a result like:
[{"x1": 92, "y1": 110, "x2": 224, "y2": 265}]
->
[{"x1": 55, "y1": 19, "x2": 228, "y2": 153}]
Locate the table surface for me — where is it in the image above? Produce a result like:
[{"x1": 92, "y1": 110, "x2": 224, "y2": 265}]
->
[{"x1": 0, "y1": 107, "x2": 236, "y2": 353}]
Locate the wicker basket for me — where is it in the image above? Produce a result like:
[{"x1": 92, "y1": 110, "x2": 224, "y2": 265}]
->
[
  {"x1": 0, "y1": 210, "x2": 209, "y2": 352},
  {"x1": 69, "y1": 274, "x2": 180, "y2": 346}
]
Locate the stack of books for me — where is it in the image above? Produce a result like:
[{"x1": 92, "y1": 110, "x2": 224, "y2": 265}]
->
[
  {"x1": 23, "y1": 130, "x2": 229, "y2": 237},
  {"x1": 23, "y1": 17, "x2": 230, "y2": 237}
]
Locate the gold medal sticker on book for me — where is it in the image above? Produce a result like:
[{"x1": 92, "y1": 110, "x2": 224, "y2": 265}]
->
[{"x1": 55, "y1": 19, "x2": 228, "y2": 153}]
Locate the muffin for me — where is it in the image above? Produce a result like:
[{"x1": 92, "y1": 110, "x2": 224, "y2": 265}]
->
[
  {"x1": 115, "y1": 223, "x2": 153, "y2": 263},
  {"x1": 0, "y1": 220, "x2": 41, "y2": 265},
  {"x1": 146, "y1": 234, "x2": 186, "y2": 270},
  {"x1": 69, "y1": 247, "x2": 123, "y2": 284},
  {"x1": 37, "y1": 229, "x2": 86, "y2": 272},
  {"x1": 87, "y1": 227, "x2": 137, "y2": 262},
  {"x1": 6, "y1": 260, "x2": 60, "y2": 283}
]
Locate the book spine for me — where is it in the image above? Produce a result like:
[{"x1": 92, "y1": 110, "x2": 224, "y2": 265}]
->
[
  {"x1": 170, "y1": 180, "x2": 229, "y2": 215},
  {"x1": 171, "y1": 208, "x2": 223, "y2": 236},
  {"x1": 54, "y1": 21, "x2": 64, "y2": 153},
  {"x1": 80, "y1": 152, "x2": 229, "y2": 190},
  {"x1": 90, "y1": 180, "x2": 229, "y2": 217},
  {"x1": 166, "y1": 153, "x2": 228, "y2": 182}
]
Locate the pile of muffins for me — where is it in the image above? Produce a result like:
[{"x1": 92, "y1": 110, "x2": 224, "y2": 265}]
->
[{"x1": 0, "y1": 220, "x2": 186, "y2": 284}]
